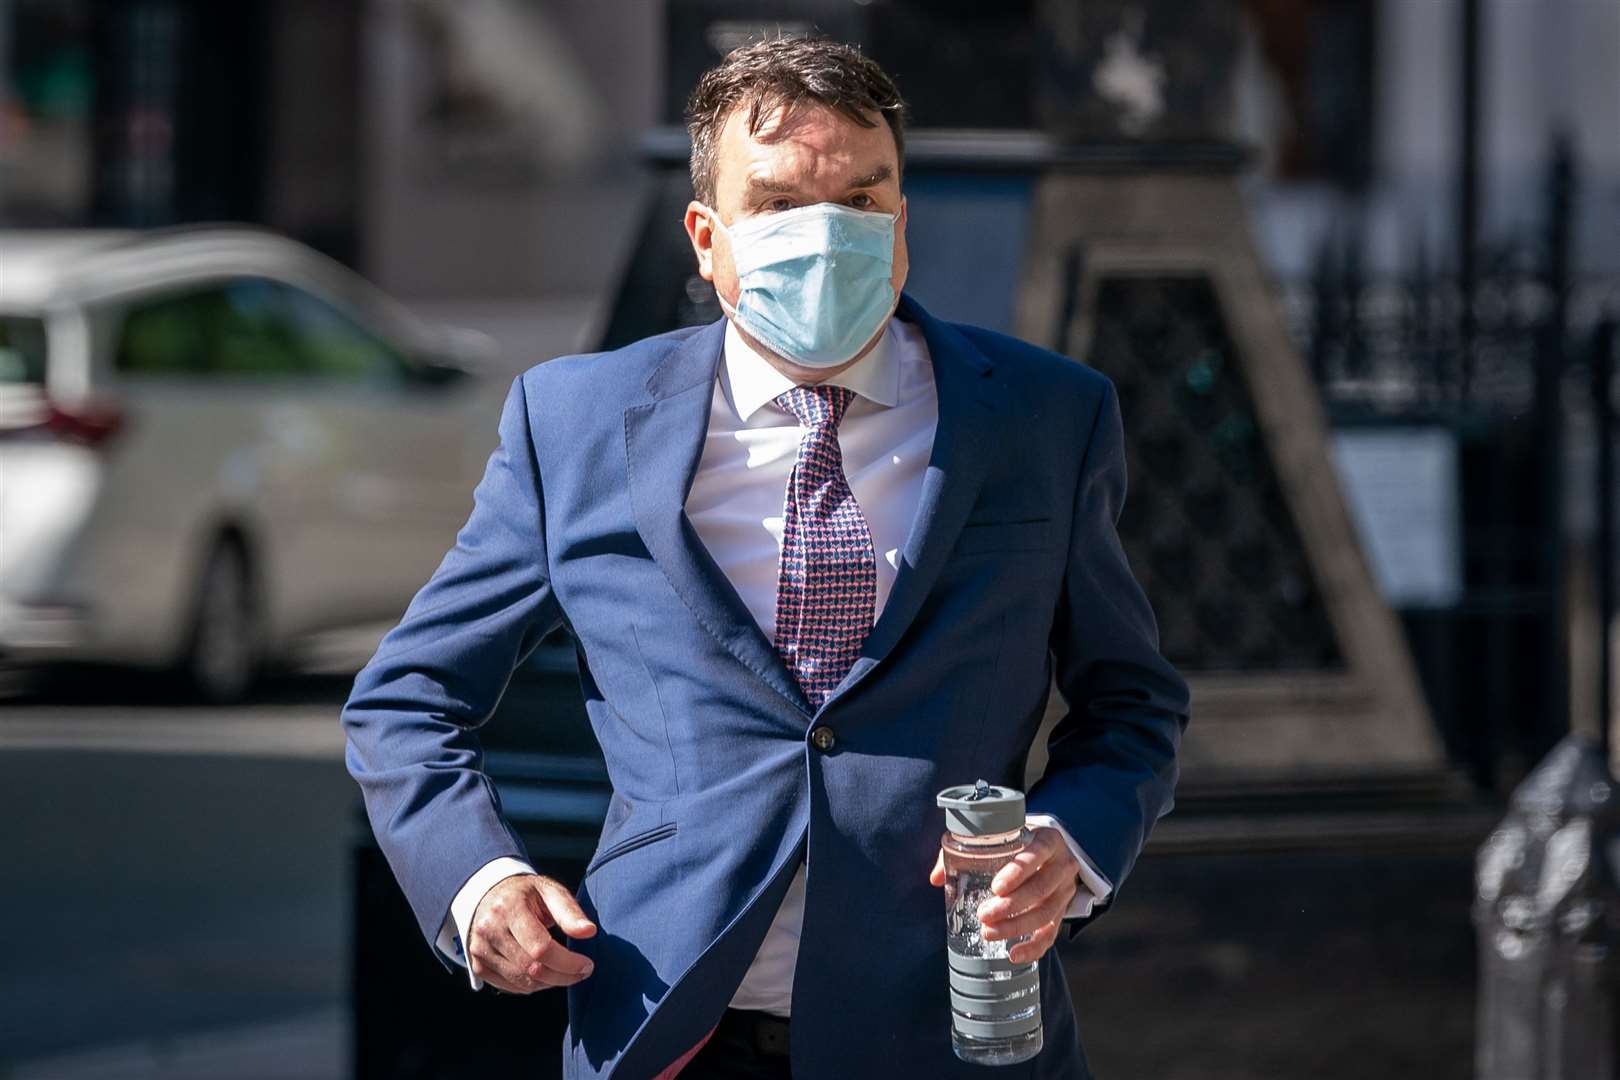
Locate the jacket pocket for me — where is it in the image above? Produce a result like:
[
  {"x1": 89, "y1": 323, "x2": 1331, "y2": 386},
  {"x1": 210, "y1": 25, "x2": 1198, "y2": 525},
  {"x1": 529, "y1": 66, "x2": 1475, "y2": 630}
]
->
[
  {"x1": 953, "y1": 517, "x2": 1055, "y2": 555},
  {"x1": 584, "y1": 820, "x2": 678, "y2": 879}
]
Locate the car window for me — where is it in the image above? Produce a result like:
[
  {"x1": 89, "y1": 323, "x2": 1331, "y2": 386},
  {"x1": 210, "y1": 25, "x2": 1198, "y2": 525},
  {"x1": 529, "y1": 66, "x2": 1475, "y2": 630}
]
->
[
  {"x1": 215, "y1": 280, "x2": 308, "y2": 376},
  {"x1": 117, "y1": 290, "x2": 209, "y2": 375},
  {"x1": 0, "y1": 315, "x2": 48, "y2": 384},
  {"x1": 116, "y1": 280, "x2": 306, "y2": 378},
  {"x1": 279, "y1": 286, "x2": 406, "y2": 384}
]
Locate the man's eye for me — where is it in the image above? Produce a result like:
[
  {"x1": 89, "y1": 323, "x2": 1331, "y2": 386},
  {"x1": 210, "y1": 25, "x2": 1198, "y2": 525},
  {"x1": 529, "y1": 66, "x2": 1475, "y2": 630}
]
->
[
  {"x1": 765, "y1": 197, "x2": 794, "y2": 212},
  {"x1": 850, "y1": 193, "x2": 875, "y2": 209}
]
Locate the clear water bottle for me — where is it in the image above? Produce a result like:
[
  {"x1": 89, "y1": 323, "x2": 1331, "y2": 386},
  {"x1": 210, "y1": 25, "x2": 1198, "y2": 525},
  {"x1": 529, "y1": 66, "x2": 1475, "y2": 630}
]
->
[{"x1": 937, "y1": 779, "x2": 1043, "y2": 1066}]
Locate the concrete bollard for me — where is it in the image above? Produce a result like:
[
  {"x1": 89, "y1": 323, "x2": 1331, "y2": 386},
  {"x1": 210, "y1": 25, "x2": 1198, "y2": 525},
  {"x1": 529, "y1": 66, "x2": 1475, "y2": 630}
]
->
[{"x1": 1474, "y1": 735, "x2": 1620, "y2": 1078}]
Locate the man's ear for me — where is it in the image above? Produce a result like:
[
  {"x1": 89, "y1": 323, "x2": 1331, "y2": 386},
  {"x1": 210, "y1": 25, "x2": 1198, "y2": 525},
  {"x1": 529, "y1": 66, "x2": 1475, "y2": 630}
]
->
[{"x1": 683, "y1": 201, "x2": 717, "y2": 282}]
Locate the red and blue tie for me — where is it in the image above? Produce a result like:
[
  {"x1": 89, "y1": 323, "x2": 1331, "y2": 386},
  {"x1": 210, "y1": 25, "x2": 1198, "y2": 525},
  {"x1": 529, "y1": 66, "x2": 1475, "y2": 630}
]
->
[{"x1": 771, "y1": 383, "x2": 878, "y2": 710}]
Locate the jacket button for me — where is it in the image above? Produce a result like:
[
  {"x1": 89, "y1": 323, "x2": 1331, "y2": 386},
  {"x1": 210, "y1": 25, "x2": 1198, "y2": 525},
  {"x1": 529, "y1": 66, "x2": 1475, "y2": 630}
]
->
[{"x1": 809, "y1": 726, "x2": 836, "y2": 751}]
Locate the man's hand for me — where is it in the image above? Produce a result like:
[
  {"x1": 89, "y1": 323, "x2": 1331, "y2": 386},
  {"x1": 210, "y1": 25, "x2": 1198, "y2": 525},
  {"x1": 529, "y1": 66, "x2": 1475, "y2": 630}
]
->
[
  {"x1": 468, "y1": 873, "x2": 597, "y2": 994},
  {"x1": 927, "y1": 825, "x2": 1079, "y2": 965}
]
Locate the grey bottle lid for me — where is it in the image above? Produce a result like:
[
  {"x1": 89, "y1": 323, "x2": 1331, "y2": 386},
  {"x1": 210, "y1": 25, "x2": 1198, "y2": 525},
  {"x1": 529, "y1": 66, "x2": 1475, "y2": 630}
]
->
[{"x1": 936, "y1": 779, "x2": 1025, "y2": 836}]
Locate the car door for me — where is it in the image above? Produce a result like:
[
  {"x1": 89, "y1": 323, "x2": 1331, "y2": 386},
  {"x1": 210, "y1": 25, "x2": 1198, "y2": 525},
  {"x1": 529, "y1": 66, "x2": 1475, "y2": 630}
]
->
[
  {"x1": 274, "y1": 282, "x2": 481, "y2": 623},
  {"x1": 100, "y1": 278, "x2": 335, "y2": 651}
]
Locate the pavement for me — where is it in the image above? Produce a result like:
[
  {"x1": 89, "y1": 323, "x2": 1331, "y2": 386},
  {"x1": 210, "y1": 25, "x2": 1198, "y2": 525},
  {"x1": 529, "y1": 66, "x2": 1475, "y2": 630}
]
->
[
  {"x1": 0, "y1": 659, "x2": 1487, "y2": 1079},
  {"x1": 0, "y1": 668, "x2": 359, "y2": 1076},
  {"x1": 6, "y1": 1010, "x2": 346, "y2": 1080}
]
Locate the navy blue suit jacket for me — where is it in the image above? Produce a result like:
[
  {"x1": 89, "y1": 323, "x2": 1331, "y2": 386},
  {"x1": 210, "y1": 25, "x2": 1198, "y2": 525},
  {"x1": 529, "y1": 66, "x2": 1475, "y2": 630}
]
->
[{"x1": 341, "y1": 292, "x2": 1190, "y2": 1078}]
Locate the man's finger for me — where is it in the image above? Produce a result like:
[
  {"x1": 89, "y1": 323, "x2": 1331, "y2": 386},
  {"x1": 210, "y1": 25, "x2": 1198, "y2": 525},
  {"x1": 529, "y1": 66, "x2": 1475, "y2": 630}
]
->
[
  {"x1": 500, "y1": 953, "x2": 591, "y2": 990},
  {"x1": 537, "y1": 877, "x2": 598, "y2": 939},
  {"x1": 990, "y1": 828, "x2": 1063, "y2": 896},
  {"x1": 475, "y1": 924, "x2": 589, "y2": 990},
  {"x1": 485, "y1": 884, "x2": 594, "y2": 984},
  {"x1": 929, "y1": 849, "x2": 945, "y2": 887},
  {"x1": 982, "y1": 887, "x2": 1069, "y2": 942},
  {"x1": 479, "y1": 965, "x2": 536, "y2": 995},
  {"x1": 1007, "y1": 918, "x2": 1062, "y2": 965},
  {"x1": 520, "y1": 880, "x2": 595, "y2": 981},
  {"x1": 979, "y1": 856, "x2": 1072, "y2": 924},
  {"x1": 534, "y1": 938, "x2": 595, "y2": 978},
  {"x1": 506, "y1": 888, "x2": 561, "y2": 979},
  {"x1": 474, "y1": 924, "x2": 541, "y2": 990},
  {"x1": 488, "y1": 966, "x2": 575, "y2": 995}
]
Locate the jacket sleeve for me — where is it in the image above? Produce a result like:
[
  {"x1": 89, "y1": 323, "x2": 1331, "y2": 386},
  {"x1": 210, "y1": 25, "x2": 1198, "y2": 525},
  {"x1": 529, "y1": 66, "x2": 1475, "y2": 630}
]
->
[
  {"x1": 341, "y1": 372, "x2": 565, "y2": 970},
  {"x1": 1025, "y1": 376, "x2": 1190, "y2": 942}
]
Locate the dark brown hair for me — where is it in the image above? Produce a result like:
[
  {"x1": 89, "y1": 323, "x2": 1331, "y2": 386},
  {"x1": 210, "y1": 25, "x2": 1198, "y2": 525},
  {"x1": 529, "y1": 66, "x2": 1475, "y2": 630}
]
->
[{"x1": 684, "y1": 36, "x2": 908, "y2": 205}]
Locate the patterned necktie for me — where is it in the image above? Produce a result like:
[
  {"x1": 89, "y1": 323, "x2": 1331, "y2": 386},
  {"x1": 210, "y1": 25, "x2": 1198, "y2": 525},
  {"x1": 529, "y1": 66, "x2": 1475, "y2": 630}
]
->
[{"x1": 771, "y1": 383, "x2": 878, "y2": 710}]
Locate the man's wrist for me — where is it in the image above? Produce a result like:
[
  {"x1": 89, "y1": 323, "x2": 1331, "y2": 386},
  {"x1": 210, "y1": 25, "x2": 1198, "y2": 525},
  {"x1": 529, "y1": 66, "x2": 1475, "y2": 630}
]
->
[{"x1": 445, "y1": 856, "x2": 538, "y2": 990}]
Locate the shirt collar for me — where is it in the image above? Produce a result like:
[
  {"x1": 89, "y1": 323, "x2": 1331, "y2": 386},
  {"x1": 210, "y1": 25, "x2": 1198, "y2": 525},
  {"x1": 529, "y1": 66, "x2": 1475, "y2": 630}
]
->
[{"x1": 721, "y1": 316, "x2": 902, "y2": 423}]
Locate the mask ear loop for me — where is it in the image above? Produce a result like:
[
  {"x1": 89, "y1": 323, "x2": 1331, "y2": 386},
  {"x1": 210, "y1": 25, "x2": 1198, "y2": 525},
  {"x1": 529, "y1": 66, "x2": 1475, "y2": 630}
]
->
[
  {"x1": 702, "y1": 203, "x2": 730, "y2": 238},
  {"x1": 700, "y1": 203, "x2": 741, "y2": 318}
]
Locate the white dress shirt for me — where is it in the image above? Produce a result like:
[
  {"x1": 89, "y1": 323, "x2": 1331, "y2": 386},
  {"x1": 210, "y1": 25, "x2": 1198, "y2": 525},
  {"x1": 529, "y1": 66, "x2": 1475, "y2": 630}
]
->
[{"x1": 440, "y1": 314, "x2": 1113, "y2": 995}]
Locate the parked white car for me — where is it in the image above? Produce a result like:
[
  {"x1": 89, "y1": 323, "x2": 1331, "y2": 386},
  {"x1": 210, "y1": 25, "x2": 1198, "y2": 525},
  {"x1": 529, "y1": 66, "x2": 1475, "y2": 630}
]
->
[{"x1": 0, "y1": 226, "x2": 500, "y2": 701}]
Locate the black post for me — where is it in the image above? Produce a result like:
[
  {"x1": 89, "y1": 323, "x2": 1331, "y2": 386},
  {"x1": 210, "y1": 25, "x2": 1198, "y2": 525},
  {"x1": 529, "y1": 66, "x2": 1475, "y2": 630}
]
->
[
  {"x1": 1309, "y1": 234, "x2": 1337, "y2": 388},
  {"x1": 88, "y1": 0, "x2": 270, "y2": 227},
  {"x1": 1596, "y1": 318, "x2": 1616, "y2": 765},
  {"x1": 1534, "y1": 135, "x2": 1575, "y2": 756},
  {"x1": 1457, "y1": 0, "x2": 1481, "y2": 404}
]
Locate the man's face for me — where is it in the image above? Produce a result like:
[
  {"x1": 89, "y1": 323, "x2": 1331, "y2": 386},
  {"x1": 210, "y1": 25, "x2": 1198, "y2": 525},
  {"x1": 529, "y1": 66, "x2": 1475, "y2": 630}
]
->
[{"x1": 683, "y1": 99, "x2": 909, "y2": 379}]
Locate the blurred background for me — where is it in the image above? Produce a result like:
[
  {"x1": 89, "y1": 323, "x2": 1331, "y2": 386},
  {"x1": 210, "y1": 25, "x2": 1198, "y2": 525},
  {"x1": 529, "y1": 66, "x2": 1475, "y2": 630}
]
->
[{"x1": 1, "y1": 1, "x2": 1616, "y2": 1077}]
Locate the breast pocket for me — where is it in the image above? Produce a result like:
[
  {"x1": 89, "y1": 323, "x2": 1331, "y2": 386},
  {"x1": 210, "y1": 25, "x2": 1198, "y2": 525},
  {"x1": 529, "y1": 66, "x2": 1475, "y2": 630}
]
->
[{"x1": 952, "y1": 517, "x2": 1056, "y2": 556}]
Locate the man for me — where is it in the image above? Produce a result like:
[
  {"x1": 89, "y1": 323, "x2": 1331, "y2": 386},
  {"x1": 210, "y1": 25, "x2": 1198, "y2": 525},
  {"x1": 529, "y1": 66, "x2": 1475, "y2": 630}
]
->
[{"x1": 342, "y1": 36, "x2": 1188, "y2": 1080}]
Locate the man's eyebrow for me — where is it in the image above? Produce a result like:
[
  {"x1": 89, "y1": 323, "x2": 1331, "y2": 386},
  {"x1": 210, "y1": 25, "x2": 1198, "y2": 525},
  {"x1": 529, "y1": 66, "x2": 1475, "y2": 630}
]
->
[
  {"x1": 846, "y1": 164, "x2": 894, "y2": 189},
  {"x1": 741, "y1": 176, "x2": 802, "y2": 197},
  {"x1": 740, "y1": 164, "x2": 896, "y2": 199}
]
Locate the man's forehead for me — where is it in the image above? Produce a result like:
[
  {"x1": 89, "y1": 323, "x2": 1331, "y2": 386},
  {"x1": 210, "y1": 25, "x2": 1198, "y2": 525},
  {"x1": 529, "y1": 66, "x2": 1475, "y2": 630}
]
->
[{"x1": 717, "y1": 98, "x2": 897, "y2": 175}]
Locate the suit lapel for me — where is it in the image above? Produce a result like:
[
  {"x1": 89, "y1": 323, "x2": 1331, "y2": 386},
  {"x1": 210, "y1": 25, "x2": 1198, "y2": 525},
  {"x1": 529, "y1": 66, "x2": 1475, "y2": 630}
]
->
[
  {"x1": 622, "y1": 294, "x2": 1000, "y2": 722},
  {"x1": 623, "y1": 318, "x2": 815, "y2": 718},
  {"x1": 821, "y1": 293, "x2": 999, "y2": 712}
]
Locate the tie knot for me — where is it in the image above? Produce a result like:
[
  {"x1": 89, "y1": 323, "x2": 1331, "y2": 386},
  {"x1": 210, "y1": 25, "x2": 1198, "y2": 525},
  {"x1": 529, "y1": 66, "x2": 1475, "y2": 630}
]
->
[{"x1": 775, "y1": 383, "x2": 856, "y2": 431}]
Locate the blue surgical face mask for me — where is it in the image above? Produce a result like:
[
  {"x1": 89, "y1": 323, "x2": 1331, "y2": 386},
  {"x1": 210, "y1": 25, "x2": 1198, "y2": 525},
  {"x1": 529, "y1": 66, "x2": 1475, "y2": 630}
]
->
[{"x1": 710, "y1": 199, "x2": 902, "y2": 368}]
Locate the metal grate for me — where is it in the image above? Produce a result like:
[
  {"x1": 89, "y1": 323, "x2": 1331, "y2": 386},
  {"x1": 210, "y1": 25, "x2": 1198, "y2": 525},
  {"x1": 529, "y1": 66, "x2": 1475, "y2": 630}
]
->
[{"x1": 1085, "y1": 274, "x2": 1344, "y2": 672}]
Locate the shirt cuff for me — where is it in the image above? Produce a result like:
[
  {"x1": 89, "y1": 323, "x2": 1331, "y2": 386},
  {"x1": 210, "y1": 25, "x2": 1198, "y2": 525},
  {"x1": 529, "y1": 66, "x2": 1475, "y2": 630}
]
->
[
  {"x1": 439, "y1": 856, "x2": 537, "y2": 991},
  {"x1": 1025, "y1": 813, "x2": 1114, "y2": 920}
]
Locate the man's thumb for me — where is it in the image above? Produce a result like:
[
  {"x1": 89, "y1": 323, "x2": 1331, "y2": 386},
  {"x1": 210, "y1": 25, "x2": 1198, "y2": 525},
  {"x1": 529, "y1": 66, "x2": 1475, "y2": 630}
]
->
[{"x1": 536, "y1": 877, "x2": 598, "y2": 938}]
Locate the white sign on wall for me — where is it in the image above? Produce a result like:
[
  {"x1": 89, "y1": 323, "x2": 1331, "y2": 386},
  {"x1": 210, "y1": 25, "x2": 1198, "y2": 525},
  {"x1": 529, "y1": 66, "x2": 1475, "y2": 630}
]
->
[{"x1": 1329, "y1": 427, "x2": 1462, "y2": 608}]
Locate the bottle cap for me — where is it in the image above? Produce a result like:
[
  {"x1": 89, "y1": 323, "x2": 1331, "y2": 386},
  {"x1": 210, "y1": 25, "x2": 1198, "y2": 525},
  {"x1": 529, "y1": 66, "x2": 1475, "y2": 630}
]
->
[{"x1": 936, "y1": 779, "x2": 1025, "y2": 836}]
